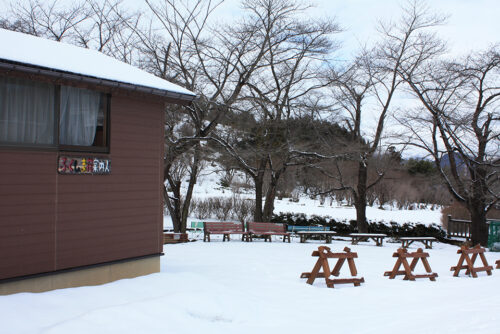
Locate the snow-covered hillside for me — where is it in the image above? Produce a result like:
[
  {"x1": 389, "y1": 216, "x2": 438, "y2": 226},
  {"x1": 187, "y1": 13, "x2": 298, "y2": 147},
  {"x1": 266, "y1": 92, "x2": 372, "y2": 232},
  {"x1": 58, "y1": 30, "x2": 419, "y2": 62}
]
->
[{"x1": 164, "y1": 166, "x2": 443, "y2": 229}]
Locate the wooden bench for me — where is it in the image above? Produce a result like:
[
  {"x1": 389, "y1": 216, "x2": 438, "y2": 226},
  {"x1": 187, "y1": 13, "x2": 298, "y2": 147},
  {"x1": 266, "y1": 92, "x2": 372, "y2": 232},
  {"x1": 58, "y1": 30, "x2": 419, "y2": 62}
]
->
[
  {"x1": 203, "y1": 222, "x2": 249, "y2": 242},
  {"x1": 287, "y1": 225, "x2": 328, "y2": 232},
  {"x1": 350, "y1": 233, "x2": 387, "y2": 247},
  {"x1": 189, "y1": 221, "x2": 204, "y2": 230},
  {"x1": 297, "y1": 231, "x2": 337, "y2": 244},
  {"x1": 247, "y1": 222, "x2": 291, "y2": 242},
  {"x1": 400, "y1": 237, "x2": 436, "y2": 249}
]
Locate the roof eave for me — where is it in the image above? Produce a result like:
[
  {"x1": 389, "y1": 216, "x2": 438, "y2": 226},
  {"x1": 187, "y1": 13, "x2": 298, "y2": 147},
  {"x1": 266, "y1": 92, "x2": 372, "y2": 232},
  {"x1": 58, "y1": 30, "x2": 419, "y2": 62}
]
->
[{"x1": 0, "y1": 59, "x2": 198, "y2": 105}]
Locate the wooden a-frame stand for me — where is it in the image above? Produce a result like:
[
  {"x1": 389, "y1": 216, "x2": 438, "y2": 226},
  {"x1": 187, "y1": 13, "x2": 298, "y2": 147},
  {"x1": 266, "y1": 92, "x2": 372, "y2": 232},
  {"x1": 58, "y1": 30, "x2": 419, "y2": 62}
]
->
[
  {"x1": 300, "y1": 246, "x2": 364, "y2": 288},
  {"x1": 450, "y1": 244, "x2": 493, "y2": 277},
  {"x1": 384, "y1": 248, "x2": 438, "y2": 281}
]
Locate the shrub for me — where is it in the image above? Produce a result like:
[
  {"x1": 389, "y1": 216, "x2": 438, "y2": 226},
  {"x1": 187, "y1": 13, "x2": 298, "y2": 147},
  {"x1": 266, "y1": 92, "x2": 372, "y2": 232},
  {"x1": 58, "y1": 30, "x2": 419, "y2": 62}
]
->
[
  {"x1": 190, "y1": 196, "x2": 256, "y2": 223},
  {"x1": 407, "y1": 158, "x2": 436, "y2": 176},
  {"x1": 272, "y1": 212, "x2": 446, "y2": 238}
]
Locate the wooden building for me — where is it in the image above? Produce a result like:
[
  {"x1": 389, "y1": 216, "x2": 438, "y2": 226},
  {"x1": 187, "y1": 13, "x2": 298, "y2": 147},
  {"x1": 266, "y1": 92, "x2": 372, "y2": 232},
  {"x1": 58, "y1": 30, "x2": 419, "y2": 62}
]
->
[{"x1": 0, "y1": 29, "x2": 196, "y2": 294}]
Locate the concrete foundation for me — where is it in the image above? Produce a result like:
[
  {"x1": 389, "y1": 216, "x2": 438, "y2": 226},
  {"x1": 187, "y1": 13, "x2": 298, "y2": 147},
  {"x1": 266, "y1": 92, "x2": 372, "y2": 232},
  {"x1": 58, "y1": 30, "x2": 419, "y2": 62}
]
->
[{"x1": 0, "y1": 256, "x2": 160, "y2": 295}]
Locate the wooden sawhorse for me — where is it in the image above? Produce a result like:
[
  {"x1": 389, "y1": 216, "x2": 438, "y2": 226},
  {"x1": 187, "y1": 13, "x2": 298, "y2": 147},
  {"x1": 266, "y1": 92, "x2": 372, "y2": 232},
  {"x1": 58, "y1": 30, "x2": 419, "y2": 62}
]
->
[
  {"x1": 450, "y1": 245, "x2": 493, "y2": 277},
  {"x1": 384, "y1": 248, "x2": 437, "y2": 281},
  {"x1": 300, "y1": 246, "x2": 364, "y2": 288}
]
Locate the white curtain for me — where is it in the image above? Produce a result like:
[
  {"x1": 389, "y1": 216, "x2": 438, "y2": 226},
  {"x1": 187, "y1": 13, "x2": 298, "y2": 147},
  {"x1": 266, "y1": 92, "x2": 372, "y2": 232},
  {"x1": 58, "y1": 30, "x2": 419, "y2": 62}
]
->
[
  {"x1": 0, "y1": 77, "x2": 55, "y2": 145},
  {"x1": 59, "y1": 86, "x2": 100, "y2": 146}
]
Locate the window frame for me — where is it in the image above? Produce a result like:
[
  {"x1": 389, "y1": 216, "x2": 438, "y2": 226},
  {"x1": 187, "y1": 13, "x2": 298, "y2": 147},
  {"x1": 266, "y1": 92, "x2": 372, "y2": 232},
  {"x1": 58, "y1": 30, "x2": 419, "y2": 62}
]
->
[
  {"x1": 0, "y1": 75, "x2": 111, "y2": 153},
  {"x1": 58, "y1": 92, "x2": 111, "y2": 154}
]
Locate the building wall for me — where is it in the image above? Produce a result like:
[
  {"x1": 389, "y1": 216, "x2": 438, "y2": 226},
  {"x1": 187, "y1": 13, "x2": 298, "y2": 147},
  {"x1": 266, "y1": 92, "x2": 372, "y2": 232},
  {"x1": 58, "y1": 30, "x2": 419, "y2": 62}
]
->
[
  {"x1": 0, "y1": 94, "x2": 164, "y2": 281},
  {"x1": 0, "y1": 151, "x2": 57, "y2": 279}
]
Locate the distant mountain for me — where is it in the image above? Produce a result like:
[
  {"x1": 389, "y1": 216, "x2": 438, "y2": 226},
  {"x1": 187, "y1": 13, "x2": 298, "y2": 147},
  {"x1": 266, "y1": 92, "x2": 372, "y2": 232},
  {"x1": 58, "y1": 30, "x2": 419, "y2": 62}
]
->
[{"x1": 440, "y1": 152, "x2": 466, "y2": 169}]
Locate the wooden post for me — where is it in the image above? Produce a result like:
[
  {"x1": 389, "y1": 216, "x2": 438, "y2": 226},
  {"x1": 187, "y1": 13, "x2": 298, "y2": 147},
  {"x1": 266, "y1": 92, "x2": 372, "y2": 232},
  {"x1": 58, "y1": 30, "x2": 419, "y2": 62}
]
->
[
  {"x1": 450, "y1": 244, "x2": 493, "y2": 277},
  {"x1": 447, "y1": 214, "x2": 452, "y2": 238},
  {"x1": 384, "y1": 248, "x2": 437, "y2": 281},
  {"x1": 300, "y1": 246, "x2": 364, "y2": 288}
]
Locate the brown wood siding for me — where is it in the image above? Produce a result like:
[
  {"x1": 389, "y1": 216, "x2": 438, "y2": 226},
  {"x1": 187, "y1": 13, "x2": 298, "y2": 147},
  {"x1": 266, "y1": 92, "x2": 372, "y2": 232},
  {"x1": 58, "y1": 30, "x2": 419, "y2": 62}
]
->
[
  {"x1": 55, "y1": 95, "x2": 164, "y2": 270},
  {"x1": 0, "y1": 94, "x2": 164, "y2": 280},
  {"x1": 0, "y1": 152, "x2": 57, "y2": 280}
]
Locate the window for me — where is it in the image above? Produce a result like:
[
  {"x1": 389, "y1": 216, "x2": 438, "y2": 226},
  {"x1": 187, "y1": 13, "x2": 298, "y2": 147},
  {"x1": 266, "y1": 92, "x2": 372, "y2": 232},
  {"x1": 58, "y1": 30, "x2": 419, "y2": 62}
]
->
[
  {"x1": 0, "y1": 76, "x2": 55, "y2": 146},
  {"x1": 59, "y1": 86, "x2": 109, "y2": 151},
  {"x1": 0, "y1": 75, "x2": 109, "y2": 152}
]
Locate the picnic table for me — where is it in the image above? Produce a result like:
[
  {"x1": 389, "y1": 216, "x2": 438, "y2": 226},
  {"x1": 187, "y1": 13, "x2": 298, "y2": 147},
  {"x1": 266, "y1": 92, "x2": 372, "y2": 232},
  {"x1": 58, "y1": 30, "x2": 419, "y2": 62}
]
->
[
  {"x1": 400, "y1": 237, "x2": 436, "y2": 249},
  {"x1": 297, "y1": 231, "x2": 337, "y2": 244},
  {"x1": 350, "y1": 233, "x2": 387, "y2": 247}
]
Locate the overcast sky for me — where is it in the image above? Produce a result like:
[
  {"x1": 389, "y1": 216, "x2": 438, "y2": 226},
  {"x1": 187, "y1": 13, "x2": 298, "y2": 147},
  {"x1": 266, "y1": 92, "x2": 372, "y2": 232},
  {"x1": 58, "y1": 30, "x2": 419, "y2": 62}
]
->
[
  {"x1": 1, "y1": 0, "x2": 498, "y2": 58},
  {"x1": 216, "y1": 0, "x2": 500, "y2": 59}
]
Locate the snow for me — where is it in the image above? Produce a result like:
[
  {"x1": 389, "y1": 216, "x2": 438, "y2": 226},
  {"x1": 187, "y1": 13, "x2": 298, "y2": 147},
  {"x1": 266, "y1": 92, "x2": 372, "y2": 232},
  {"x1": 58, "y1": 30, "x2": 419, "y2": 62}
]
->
[
  {"x1": 400, "y1": 237, "x2": 436, "y2": 240},
  {"x1": 297, "y1": 231, "x2": 337, "y2": 234},
  {"x1": 0, "y1": 29, "x2": 196, "y2": 97},
  {"x1": 1, "y1": 240, "x2": 499, "y2": 333},
  {"x1": 274, "y1": 199, "x2": 442, "y2": 226},
  {"x1": 163, "y1": 166, "x2": 443, "y2": 229}
]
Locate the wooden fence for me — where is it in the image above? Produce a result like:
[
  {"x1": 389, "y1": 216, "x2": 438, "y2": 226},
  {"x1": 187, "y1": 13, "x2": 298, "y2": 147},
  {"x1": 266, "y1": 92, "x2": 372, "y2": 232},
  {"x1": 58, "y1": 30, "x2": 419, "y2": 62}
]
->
[
  {"x1": 447, "y1": 215, "x2": 498, "y2": 239},
  {"x1": 447, "y1": 215, "x2": 471, "y2": 239}
]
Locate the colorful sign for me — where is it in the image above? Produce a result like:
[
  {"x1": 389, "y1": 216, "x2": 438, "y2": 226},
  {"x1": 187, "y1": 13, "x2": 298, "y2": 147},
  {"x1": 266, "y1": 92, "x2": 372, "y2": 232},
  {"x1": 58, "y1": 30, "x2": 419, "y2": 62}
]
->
[{"x1": 58, "y1": 156, "x2": 111, "y2": 175}]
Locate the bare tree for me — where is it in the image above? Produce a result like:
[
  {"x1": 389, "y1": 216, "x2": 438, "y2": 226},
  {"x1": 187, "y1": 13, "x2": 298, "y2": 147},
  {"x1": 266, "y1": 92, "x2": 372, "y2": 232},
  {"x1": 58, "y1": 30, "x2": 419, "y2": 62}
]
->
[
  {"x1": 210, "y1": 0, "x2": 340, "y2": 222},
  {"x1": 321, "y1": 0, "x2": 446, "y2": 232},
  {"x1": 142, "y1": 0, "x2": 276, "y2": 232},
  {"x1": 164, "y1": 142, "x2": 204, "y2": 232},
  {"x1": 398, "y1": 47, "x2": 500, "y2": 245},
  {"x1": 3, "y1": 0, "x2": 88, "y2": 41},
  {"x1": 72, "y1": 0, "x2": 141, "y2": 63}
]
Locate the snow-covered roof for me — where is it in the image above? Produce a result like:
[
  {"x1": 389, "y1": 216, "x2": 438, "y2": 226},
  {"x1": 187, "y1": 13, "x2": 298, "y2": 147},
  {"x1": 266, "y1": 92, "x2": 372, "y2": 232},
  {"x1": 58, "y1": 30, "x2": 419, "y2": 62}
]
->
[{"x1": 0, "y1": 28, "x2": 196, "y2": 100}]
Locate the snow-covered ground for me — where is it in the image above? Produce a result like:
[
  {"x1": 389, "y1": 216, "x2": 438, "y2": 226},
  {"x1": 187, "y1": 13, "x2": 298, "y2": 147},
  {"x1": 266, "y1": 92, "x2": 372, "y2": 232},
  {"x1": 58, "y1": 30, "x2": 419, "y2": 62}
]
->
[{"x1": 2, "y1": 239, "x2": 499, "y2": 334}]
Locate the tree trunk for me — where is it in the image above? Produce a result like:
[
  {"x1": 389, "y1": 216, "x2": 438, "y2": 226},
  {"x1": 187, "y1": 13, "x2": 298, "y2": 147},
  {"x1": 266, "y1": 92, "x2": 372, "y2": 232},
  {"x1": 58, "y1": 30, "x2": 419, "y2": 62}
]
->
[
  {"x1": 263, "y1": 167, "x2": 286, "y2": 222},
  {"x1": 466, "y1": 162, "x2": 489, "y2": 246},
  {"x1": 163, "y1": 160, "x2": 181, "y2": 233},
  {"x1": 180, "y1": 146, "x2": 201, "y2": 234},
  {"x1": 468, "y1": 201, "x2": 489, "y2": 246},
  {"x1": 252, "y1": 158, "x2": 268, "y2": 222},
  {"x1": 167, "y1": 181, "x2": 182, "y2": 233},
  {"x1": 355, "y1": 160, "x2": 369, "y2": 233},
  {"x1": 254, "y1": 171, "x2": 265, "y2": 222},
  {"x1": 263, "y1": 178, "x2": 278, "y2": 222}
]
